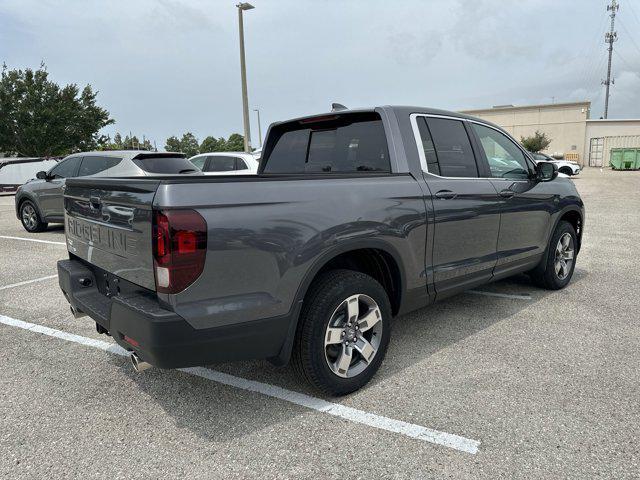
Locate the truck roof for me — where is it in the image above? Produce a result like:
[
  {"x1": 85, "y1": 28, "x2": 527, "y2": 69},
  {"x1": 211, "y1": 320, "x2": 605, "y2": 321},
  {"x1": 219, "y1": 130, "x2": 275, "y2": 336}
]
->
[{"x1": 272, "y1": 105, "x2": 495, "y2": 128}]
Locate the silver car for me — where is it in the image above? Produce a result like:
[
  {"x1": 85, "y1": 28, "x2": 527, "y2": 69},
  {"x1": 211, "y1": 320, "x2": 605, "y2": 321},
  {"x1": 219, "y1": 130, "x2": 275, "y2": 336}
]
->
[{"x1": 15, "y1": 150, "x2": 199, "y2": 232}]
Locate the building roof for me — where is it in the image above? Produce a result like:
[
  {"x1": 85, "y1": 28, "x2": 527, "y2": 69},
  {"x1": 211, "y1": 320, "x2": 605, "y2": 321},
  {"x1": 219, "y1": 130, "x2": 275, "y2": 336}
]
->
[
  {"x1": 586, "y1": 118, "x2": 640, "y2": 123},
  {"x1": 461, "y1": 101, "x2": 591, "y2": 114}
]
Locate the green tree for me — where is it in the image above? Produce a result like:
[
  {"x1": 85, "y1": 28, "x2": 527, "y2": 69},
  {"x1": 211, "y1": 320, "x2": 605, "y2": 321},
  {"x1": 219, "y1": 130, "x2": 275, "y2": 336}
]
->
[
  {"x1": 520, "y1": 130, "x2": 551, "y2": 153},
  {"x1": 179, "y1": 132, "x2": 200, "y2": 157},
  {"x1": 165, "y1": 135, "x2": 181, "y2": 153},
  {"x1": 0, "y1": 63, "x2": 113, "y2": 156},
  {"x1": 98, "y1": 132, "x2": 153, "y2": 151},
  {"x1": 200, "y1": 135, "x2": 226, "y2": 152},
  {"x1": 224, "y1": 133, "x2": 244, "y2": 152}
]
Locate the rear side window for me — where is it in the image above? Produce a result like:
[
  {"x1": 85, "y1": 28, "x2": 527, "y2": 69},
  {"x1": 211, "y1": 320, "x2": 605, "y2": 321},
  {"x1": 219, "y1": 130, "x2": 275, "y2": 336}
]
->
[
  {"x1": 206, "y1": 156, "x2": 237, "y2": 172},
  {"x1": 78, "y1": 156, "x2": 122, "y2": 176},
  {"x1": 132, "y1": 156, "x2": 196, "y2": 174},
  {"x1": 190, "y1": 156, "x2": 207, "y2": 170},
  {"x1": 235, "y1": 158, "x2": 248, "y2": 170},
  {"x1": 263, "y1": 112, "x2": 390, "y2": 174},
  {"x1": 49, "y1": 156, "x2": 82, "y2": 178},
  {"x1": 422, "y1": 118, "x2": 478, "y2": 177}
]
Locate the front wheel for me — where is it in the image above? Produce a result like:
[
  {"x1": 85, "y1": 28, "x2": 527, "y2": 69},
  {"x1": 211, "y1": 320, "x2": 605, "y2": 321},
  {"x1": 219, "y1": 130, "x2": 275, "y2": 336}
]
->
[
  {"x1": 20, "y1": 200, "x2": 47, "y2": 232},
  {"x1": 292, "y1": 270, "x2": 392, "y2": 396},
  {"x1": 559, "y1": 166, "x2": 573, "y2": 176},
  {"x1": 531, "y1": 220, "x2": 577, "y2": 290}
]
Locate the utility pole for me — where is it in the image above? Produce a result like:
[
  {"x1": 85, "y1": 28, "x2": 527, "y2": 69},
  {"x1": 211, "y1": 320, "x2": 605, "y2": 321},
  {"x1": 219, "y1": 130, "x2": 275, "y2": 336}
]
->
[
  {"x1": 603, "y1": 0, "x2": 619, "y2": 119},
  {"x1": 237, "y1": 3, "x2": 254, "y2": 152},
  {"x1": 253, "y1": 108, "x2": 262, "y2": 148}
]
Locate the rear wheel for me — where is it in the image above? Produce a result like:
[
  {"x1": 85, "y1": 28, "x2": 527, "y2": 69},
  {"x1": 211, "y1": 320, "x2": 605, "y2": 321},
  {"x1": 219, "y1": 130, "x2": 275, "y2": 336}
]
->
[
  {"x1": 292, "y1": 270, "x2": 391, "y2": 396},
  {"x1": 531, "y1": 221, "x2": 577, "y2": 290},
  {"x1": 20, "y1": 200, "x2": 47, "y2": 232}
]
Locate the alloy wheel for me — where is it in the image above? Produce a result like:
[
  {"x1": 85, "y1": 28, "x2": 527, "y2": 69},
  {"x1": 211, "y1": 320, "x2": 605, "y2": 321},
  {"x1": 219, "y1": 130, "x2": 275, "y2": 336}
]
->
[
  {"x1": 324, "y1": 294, "x2": 383, "y2": 378},
  {"x1": 554, "y1": 232, "x2": 574, "y2": 280},
  {"x1": 22, "y1": 204, "x2": 37, "y2": 231}
]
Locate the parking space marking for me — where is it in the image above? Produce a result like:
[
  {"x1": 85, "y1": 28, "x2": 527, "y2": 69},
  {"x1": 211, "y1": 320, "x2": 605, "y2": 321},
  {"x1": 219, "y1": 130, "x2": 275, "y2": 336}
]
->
[
  {"x1": 0, "y1": 274, "x2": 58, "y2": 291},
  {"x1": 0, "y1": 314, "x2": 480, "y2": 454},
  {"x1": 0, "y1": 235, "x2": 66, "y2": 246},
  {"x1": 467, "y1": 290, "x2": 531, "y2": 300}
]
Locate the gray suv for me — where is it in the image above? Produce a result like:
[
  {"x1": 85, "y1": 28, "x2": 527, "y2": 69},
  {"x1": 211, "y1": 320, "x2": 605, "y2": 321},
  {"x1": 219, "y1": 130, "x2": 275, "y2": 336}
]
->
[{"x1": 15, "y1": 150, "x2": 198, "y2": 232}]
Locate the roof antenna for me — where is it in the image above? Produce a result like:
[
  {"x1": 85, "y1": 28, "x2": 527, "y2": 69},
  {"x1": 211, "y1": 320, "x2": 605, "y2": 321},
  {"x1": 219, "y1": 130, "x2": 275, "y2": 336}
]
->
[{"x1": 331, "y1": 103, "x2": 348, "y2": 112}]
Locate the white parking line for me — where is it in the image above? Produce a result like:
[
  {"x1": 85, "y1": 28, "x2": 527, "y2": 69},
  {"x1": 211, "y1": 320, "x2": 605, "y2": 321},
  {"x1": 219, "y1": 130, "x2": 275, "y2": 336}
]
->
[
  {"x1": 0, "y1": 235, "x2": 66, "y2": 246},
  {"x1": 0, "y1": 314, "x2": 480, "y2": 454},
  {"x1": 467, "y1": 290, "x2": 531, "y2": 300},
  {"x1": 0, "y1": 274, "x2": 58, "y2": 291}
]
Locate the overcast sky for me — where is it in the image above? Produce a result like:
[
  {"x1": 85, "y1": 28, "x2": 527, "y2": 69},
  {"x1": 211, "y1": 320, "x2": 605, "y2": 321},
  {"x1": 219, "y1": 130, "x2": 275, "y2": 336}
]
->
[{"x1": 2, "y1": 0, "x2": 640, "y2": 149}]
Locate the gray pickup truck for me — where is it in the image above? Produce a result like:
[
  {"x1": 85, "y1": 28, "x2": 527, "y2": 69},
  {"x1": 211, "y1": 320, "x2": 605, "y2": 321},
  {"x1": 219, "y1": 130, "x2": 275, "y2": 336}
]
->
[{"x1": 57, "y1": 106, "x2": 584, "y2": 395}]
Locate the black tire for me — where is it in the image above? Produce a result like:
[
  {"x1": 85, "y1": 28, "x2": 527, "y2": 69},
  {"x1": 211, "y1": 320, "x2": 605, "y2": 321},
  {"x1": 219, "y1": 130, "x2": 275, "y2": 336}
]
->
[
  {"x1": 19, "y1": 200, "x2": 47, "y2": 232},
  {"x1": 530, "y1": 221, "x2": 577, "y2": 290},
  {"x1": 292, "y1": 269, "x2": 392, "y2": 396},
  {"x1": 559, "y1": 166, "x2": 573, "y2": 176}
]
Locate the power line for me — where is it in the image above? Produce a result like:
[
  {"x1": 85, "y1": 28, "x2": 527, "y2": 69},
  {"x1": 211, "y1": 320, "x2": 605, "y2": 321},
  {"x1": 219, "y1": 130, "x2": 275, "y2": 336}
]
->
[
  {"x1": 613, "y1": 49, "x2": 639, "y2": 71},
  {"x1": 626, "y1": 0, "x2": 640, "y2": 26},
  {"x1": 618, "y1": 17, "x2": 640, "y2": 57}
]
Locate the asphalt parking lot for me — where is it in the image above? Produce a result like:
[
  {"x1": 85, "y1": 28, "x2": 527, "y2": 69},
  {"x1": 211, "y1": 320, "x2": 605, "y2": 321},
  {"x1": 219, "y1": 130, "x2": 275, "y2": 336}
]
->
[{"x1": 1, "y1": 167, "x2": 639, "y2": 479}]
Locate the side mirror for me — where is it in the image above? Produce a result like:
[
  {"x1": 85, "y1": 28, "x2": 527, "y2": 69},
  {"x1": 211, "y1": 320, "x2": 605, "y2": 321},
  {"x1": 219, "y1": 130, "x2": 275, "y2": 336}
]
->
[
  {"x1": 36, "y1": 171, "x2": 48, "y2": 180},
  {"x1": 536, "y1": 162, "x2": 558, "y2": 182}
]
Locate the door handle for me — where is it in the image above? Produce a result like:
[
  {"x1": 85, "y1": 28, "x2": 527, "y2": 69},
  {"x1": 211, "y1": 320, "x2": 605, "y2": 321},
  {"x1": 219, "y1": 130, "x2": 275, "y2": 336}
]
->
[
  {"x1": 434, "y1": 190, "x2": 457, "y2": 200},
  {"x1": 499, "y1": 189, "x2": 516, "y2": 198}
]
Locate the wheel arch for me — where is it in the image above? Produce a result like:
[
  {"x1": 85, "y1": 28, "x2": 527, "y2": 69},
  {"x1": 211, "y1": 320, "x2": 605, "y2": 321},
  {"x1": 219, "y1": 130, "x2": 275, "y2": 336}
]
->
[
  {"x1": 270, "y1": 239, "x2": 406, "y2": 366},
  {"x1": 16, "y1": 193, "x2": 45, "y2": 221}
]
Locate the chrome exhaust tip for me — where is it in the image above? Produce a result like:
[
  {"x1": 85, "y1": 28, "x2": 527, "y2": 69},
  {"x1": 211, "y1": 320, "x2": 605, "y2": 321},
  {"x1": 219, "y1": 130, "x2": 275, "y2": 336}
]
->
[{"x1": 130, "y1": 353, "x2": 152, "y2": 373}]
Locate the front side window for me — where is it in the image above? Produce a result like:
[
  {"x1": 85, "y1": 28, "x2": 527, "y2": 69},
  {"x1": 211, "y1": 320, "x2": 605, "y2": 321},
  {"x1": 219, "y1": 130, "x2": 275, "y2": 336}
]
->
[
  {"x1": 49, "y1": 156, "x2": 82, "y2": 178},
  {"x1": 262, "y1": 112, "x2": 390, "y2": 174},
  {"x1": 206, "y1": 156, "x2": 236, "y2": 172},
  {"x1": 472, "y1": 124, "x2": 530, "y2": 179},
  {"x1": 78, "y1": 156, "x2": 122, "y2": 176},
  {"x1": 423, "y1": 118, "x2": 478, "y2": 177}
]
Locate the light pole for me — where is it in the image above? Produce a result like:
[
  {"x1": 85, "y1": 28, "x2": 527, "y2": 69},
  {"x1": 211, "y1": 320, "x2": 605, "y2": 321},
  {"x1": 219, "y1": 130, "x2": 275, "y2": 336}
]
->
[
  {"x1": 253, "y1": 108, "x2": 262, "y2": 148},
  {"x1": 237, "y1": 2, "x2": 254, "y2": 152}
]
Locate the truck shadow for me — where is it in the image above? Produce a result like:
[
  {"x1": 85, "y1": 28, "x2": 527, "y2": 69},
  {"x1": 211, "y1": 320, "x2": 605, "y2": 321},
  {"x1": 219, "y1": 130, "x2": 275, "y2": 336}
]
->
[{"x1": 115, "y1": 268, "x2": 588, "y2": 443}]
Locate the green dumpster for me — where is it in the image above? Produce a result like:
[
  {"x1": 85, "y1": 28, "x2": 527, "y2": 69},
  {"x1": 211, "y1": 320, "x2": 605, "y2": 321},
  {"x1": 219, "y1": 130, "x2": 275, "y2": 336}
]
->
[{"x1": 610, "y1": 148, "x2": 640, "y2": 170}]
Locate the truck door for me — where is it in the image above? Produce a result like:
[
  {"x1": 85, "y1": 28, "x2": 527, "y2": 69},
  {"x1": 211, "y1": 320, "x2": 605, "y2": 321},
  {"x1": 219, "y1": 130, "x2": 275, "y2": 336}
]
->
[
  {"x1": 39, "y1": 156, "x2": 82, "y2": 220},
  {"x1": 413, "y1": 115, "x2": 501, "y2": 298},
  {"x1": 468, "y1": 122, "x2": 552, "y2": 278}
]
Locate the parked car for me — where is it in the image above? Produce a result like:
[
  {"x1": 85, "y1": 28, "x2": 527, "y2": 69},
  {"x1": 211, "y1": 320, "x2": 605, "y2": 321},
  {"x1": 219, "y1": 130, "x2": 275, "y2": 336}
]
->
[
  {"x1": 57, "y1": 106, "x2": 584, "y2": 395},
  {"x1": 0, "y1": 157, "x2": 59, "y2": 194},
  {"x1": 530, "y1": 152, "x2": 581, "y2": 176},
  {"x1": 188, "y1": 152, "x2": 259, "y2": 175},
  {"x1": 15, "y1": 150, "x2": 199, "y2": 232}
]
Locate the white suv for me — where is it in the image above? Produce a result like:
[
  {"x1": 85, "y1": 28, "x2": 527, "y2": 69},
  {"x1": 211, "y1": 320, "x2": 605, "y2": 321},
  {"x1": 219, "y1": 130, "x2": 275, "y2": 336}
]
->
[
  {"x1": 189, "y1": 152, "x2": 259, "y2": 175},
  {"x1": 530, "y1": 152, "x2": 581, "y2": 176}
]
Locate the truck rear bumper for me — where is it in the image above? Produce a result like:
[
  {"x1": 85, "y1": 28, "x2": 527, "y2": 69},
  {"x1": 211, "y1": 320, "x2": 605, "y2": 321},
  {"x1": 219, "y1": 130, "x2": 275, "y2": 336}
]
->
[{"x1": 57, "y1": 258, "x2": 291, "y2": 369}]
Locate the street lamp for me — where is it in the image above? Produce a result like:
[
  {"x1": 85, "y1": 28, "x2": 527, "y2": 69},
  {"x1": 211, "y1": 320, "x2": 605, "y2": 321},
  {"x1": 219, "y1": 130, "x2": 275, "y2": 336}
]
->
[
  {"x1": 253, "y1": 108, "x2": 262, "y2": 148},
  {"x1": 237, "y1": 2, "x2": 254, "y2": 153}
]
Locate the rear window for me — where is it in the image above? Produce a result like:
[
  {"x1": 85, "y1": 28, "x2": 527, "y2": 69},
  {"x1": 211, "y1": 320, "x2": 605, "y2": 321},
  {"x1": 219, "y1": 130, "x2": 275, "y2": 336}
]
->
[
  {"x1": 132, "y1": 155, "x2": 196, "y2": 174},
  {"x1": 206, "y1": 156, "x2": 237, "y2": 172},
  {"x1": 262, "y1": 112, "x2": 390, "y2": 174}
]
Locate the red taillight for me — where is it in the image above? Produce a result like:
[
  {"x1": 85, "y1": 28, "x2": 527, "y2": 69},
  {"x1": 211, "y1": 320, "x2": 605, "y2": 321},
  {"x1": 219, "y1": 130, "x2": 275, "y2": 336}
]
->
[{"x1": 153, "y1": 209, "x2": 207, "y2": 294}]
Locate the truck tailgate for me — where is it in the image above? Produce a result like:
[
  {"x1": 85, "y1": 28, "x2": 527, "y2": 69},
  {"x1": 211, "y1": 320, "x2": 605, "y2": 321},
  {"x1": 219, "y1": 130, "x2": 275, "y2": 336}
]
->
[{"x1": 63, "y1": 178, "x2": 160, "y2": 291}]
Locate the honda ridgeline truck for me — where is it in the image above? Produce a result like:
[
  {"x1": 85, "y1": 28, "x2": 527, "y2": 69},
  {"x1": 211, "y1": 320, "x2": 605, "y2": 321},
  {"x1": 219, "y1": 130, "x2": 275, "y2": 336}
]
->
[{"x1": 57, "y1": 106, "x2": 584, "y2": 395}]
